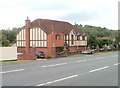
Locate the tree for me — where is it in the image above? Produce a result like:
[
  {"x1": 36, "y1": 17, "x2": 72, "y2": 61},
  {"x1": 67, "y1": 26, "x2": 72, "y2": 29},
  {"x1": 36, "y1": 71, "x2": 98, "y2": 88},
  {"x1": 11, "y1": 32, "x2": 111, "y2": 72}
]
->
[
  {"x1": 8, "y1": 28, "x2": 18, "y2": 43},
  {"x1": 2, "y1": 35, "x2": 9, "y2": 46},
  {"x1": 1, "y1": 27, "x2": 19, "y2": 47},
  {"x1": 97, "y1": 38, "x2": 114, "y2": 48},
  {"x1": 87, "y1": 35, "x2": 97, "y2": 49},
  {"x1": 97, "y1": 38, "x2": 103, "y2": 48}
]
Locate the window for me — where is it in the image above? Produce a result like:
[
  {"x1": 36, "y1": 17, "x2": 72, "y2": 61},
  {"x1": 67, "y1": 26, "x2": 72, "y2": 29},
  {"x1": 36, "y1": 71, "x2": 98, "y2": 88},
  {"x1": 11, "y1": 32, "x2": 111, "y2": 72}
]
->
[
  {"x1": 71, "y1": 35, "x2": 74, "y2": 45},
  {"x1": 77, "y1": 36, "x2": 80, "y2": 40},
  {"x1": 65, "y1": 35, "x2": 67, "y2": 40},
  {"x1": 82, "y1": 36, "x2": 85, "y2": 40},
  {"x1": 56, "y1": 35, "x2": 60, "y2": 40}
]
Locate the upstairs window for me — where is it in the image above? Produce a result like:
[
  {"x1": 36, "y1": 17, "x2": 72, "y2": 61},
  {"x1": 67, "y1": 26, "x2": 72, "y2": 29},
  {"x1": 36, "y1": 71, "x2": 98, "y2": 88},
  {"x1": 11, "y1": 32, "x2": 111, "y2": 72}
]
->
[
  {"x1": 71, "y1": 35, "x2": 74, "y2": 45},
  {"x1": 82, "y1": 36, "x2": 85, "y2": 40},
  {"x1": 56, "y1": 35, "x2": 60, "y2": 40},
  {"x1": 77, "y1": 36, "x2": 80, "y2": 40}
]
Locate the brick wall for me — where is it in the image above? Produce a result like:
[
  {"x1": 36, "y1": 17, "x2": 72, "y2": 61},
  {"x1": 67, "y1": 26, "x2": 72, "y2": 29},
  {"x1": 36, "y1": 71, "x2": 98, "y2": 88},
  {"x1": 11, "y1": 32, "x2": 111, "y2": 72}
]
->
[
  {"x1": 17, "y1": 54, "x2": 33, "y2": 60},
  {"x1": 17, "y1": 47, "x2": 56, "y2": 59},
  {"x1": 69, "y1": 46, "x2": 86, "y2": 52},
  {"x1": 47, "y1": 33, "x2": 64, "y2": 48},
  {"x1": 17, "y1": 47, "x2": 25, "y2": 53}
]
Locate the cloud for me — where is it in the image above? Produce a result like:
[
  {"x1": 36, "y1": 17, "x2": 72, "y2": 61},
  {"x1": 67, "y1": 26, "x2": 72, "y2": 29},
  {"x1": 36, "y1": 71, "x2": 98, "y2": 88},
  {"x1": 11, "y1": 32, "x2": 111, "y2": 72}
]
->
[
  {"x1": 0, "y1": 0, "x2": 118, "y2": 30},
  {"x1": 59, "y1": 11, "x2": 99, "y2": 23}
]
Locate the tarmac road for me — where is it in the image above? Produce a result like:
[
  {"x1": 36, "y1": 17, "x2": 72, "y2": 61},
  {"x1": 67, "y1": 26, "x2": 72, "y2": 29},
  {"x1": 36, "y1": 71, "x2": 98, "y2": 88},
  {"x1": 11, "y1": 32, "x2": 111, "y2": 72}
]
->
[{"x1": 2, "y1": 52, "x2": 119, "y2": 86}]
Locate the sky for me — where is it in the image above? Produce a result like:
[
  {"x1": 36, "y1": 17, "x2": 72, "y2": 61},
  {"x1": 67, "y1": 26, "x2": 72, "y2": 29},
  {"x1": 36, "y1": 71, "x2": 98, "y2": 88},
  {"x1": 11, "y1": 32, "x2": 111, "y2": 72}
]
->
[{"x1": 0, "y1": 0, "x2": 119, "y2": 30}]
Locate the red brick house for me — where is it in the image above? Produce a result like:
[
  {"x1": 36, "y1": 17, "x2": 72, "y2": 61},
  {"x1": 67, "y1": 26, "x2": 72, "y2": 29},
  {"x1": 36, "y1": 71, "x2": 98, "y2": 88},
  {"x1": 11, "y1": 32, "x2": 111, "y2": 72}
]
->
[{"x1": 17, "y1": 17, "x2": 87, "y2": 60}]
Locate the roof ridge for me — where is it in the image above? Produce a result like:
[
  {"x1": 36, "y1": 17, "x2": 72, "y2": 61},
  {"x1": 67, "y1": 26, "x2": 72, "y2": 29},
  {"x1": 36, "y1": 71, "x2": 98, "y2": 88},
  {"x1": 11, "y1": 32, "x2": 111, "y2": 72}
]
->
[{"x1": 33, "y1": 18, "x2": 69, "y2": 24}]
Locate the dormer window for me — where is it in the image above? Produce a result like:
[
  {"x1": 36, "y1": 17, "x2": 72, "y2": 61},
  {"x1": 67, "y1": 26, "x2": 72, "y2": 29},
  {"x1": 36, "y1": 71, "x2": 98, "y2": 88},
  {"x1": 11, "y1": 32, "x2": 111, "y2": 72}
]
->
[{"x1": 56, "y1": 34, "x2": 60, "y2": 40}]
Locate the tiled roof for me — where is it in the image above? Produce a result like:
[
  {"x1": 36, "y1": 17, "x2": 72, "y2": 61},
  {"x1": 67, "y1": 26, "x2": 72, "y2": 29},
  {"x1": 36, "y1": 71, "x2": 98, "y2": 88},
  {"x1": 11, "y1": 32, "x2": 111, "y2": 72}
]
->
[{"x1": 19, "y1": 19, "x2": 84, "y2": 35}]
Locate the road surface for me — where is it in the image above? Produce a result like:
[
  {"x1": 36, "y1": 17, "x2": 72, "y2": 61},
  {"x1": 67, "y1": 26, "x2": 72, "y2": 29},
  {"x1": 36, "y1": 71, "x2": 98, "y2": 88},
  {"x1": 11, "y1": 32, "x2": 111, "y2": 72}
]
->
[{"x1": 1, "y1": 52, "x2": 119, "y2": 86}]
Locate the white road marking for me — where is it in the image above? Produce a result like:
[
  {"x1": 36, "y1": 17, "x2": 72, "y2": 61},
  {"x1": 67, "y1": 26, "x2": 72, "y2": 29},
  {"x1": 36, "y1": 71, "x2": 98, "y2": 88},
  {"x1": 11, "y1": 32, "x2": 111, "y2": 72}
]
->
[
  {"x1": 114, "y1": 63, "x2": 120, "y2": 65},
  {"x1": 42, "y1": 54, "x2": 117, "y2": 67},
  {"x1": 41, "y1": 63, "x2": 67, "y2": 67},
  {"x1": 76, "y1": 60, "x2": 87, "y2": 63},
  {"x1": 89, "y1": 66, "x2": 109, "y2": 73},
  {"x1": 96, "y1": 58, "x2": 102, "y2": 60},
  {"x1": 0, "y1": 69, "x2": 24, "y2": 74},
  {"x1": 75, "y1": 57, "x2": 104, "y2": 63},
  {"x1": 84, "y1": 55, "x2": 117, "y2": 66},
  {"x1": 55, "y1": 63, "x2": 67, "y2": 65},
  {"x1": 37, "y1": 74, "x2": 78, "y2": 86},
  {"x1": 61, "y1": 58, "x2": 68, "y2": 59},
  {"x1": 108, "y1": 55, "x2": 118, "y2": 58},
  {"x1": 85, "y1": 55, "x2": 92, "y2": 56}
]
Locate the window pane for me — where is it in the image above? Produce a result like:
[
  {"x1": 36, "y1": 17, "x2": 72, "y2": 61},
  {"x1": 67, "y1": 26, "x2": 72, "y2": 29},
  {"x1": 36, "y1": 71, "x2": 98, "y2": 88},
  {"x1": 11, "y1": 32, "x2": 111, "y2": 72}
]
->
[
  {"x1": 56, "y1": 35, "x2": 60, "y2": 40},
  {"x1": 77, "y1": 36, "x2": 80, "y2": 40},
  {"x1": 71, "y1": 35, "x2": 73, "y2": 45},
  {"x1": 82, "y1": 36, "x2": 85, "y2": 40}
]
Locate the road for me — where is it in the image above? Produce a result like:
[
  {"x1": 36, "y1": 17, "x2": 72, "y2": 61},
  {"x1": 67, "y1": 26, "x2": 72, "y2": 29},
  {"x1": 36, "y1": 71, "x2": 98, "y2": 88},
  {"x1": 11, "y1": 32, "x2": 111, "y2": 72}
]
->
[{"x1": 1, "y1": 52, "x2": 119, "y2": 86}]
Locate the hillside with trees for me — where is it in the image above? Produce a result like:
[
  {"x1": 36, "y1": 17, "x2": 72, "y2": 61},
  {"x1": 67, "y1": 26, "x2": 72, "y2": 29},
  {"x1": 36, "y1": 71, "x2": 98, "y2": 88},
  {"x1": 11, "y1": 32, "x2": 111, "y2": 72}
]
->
[
  {"x1": 74, "y1": 24, "x2": 118, "y2": 38},
  {"x1": 74, "y1": 24, "x2": 119, "y2": 49}
]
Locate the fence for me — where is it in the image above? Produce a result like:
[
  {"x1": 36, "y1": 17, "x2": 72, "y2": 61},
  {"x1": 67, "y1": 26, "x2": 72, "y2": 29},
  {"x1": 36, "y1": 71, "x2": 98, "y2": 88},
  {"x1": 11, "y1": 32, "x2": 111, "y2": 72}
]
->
[{"x1": 0, "y1": 47, "x2": 17, "y2": 61}]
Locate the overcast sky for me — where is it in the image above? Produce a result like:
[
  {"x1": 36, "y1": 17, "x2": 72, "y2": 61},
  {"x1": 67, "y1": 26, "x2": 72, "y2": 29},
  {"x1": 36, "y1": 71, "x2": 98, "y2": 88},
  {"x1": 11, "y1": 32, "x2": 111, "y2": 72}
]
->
[{"x1": 0, "y1": 0, "x2": 119, "y2": 30}]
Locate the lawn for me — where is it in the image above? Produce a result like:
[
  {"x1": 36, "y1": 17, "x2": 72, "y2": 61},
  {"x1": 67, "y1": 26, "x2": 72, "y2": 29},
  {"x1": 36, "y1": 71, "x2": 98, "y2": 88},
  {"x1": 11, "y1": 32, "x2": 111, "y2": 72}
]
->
[{"x1": 0, "y1": 60, "x2": 32, "y2": 64}]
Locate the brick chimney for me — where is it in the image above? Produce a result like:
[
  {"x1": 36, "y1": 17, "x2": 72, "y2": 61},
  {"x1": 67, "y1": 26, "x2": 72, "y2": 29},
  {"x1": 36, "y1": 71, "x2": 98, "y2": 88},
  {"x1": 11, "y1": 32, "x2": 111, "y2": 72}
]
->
[{"x1": 25, "y1": 17, "x2": 30, "y2": 53}]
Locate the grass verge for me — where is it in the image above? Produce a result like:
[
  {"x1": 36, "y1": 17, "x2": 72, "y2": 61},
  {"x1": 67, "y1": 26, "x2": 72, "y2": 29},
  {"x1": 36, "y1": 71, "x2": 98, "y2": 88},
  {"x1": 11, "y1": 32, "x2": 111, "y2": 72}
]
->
[
  {"x1": 0, "y1": 60, "x2": 32, "y2": 64},
  {"x1": 95, "y1": 50, "x2": 119, "y2": 55}
]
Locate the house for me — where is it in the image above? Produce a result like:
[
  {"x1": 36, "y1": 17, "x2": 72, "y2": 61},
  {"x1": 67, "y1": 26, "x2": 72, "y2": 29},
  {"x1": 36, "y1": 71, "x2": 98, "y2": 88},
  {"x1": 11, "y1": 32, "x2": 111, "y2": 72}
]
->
[{"x1": 17, "y1": 17, "x2": 87, "y2": 60}]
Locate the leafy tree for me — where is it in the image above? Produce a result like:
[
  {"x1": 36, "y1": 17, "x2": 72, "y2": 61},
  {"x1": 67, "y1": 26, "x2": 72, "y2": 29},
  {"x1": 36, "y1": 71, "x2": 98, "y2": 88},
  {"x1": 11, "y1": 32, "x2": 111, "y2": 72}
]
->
[
  {"x1": 1, "y1": 27, "x2": 19, "y2": 47},
  {"x1": 2, "y1": 35, "x2": 9, "y2": 46},
  {"x1": 7, "y1": 28, "x2": 18, "y2": 43},
  {"x1": 97, "y1": 38, "x2": 113, "y2": 48},
  {"x1": 97, "y1": 38, "x2": 103, "y2": 48},
  {"x1": 87, "y1": 35, "x2": 97, "y2": 49}
]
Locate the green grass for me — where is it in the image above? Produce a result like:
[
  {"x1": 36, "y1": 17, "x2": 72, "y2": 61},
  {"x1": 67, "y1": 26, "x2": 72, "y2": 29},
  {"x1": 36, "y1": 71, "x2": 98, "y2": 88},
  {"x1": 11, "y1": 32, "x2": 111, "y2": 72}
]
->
[
  {"x1": 0, "y1": 60, "x2": 32, "y2": 64},
  {"x1": 95, "y1": 50, "x2": 119, "y2": 54}
]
